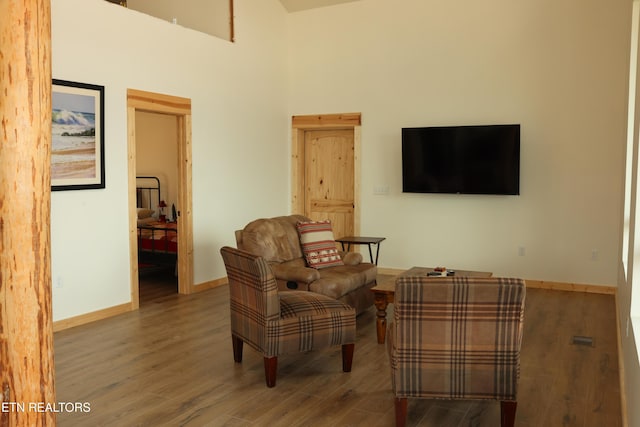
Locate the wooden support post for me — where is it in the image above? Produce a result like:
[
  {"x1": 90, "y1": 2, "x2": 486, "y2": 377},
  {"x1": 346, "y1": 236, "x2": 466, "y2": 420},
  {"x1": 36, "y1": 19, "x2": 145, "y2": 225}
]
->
[{"x1": 0, "y1": 1, "x2": 56, "y2": 426}]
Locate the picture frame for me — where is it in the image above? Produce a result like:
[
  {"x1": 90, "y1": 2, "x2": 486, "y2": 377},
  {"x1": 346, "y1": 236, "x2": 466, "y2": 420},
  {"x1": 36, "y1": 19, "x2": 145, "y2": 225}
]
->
[{"x1": 51, "y1": 79, "x2": 105, "y2": 191}]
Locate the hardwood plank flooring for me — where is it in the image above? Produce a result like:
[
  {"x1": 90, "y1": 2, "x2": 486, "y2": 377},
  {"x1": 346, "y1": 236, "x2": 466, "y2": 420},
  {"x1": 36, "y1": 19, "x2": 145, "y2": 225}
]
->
[
  {"x1": 138, "y1": 266, "x2": 178, "y2": 304},
  {"x1": 54, "y1": 279, "x2": 622, "y2": 426}
]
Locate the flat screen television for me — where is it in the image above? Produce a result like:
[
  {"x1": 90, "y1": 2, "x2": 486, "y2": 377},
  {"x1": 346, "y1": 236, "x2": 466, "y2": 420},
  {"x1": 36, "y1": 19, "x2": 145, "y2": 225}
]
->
[{"x1": 402, "y1": 124, "x2": 520, "y2": 195}]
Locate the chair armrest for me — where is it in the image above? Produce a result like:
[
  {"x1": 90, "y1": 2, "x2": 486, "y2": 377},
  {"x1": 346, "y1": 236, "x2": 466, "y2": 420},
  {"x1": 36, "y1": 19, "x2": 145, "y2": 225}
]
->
[
  {"x1": 340, "y1": 251, "x2": 363, "y2": 265},
  {"x1": 271, "y1": 262, "x2": 320, "y2": 284}
]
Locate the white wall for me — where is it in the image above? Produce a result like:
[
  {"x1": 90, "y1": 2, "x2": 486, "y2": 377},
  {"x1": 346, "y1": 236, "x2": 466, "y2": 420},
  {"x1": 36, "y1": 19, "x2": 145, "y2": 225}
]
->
[
  {"x1": 287, "y1": 0, "x2": 631, "y2": 287},
  {"x1": 51, "y1": 0, "x2": 289, "y2": 321},
  {"x1": 50, "y1": 0, "x2": 630, "y2": 323},
  {"x1": 127, "y1": 0, "x2": 231, "y2": 40},
  {"x1": 288, "y1": 2, "x2": 637, "y2": 422}
]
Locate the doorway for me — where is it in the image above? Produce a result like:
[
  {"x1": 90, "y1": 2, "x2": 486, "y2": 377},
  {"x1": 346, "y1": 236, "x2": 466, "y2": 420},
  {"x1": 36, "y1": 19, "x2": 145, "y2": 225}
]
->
[
  {"x1": 291, "y1": 113, "x2": 362, "y2": 239},
  {"x1": 135, "y1": 111, "x2": 179, "y2": 303},
  {"x1": 127, "y1": 89, "x2": 194, "y2": 310}
]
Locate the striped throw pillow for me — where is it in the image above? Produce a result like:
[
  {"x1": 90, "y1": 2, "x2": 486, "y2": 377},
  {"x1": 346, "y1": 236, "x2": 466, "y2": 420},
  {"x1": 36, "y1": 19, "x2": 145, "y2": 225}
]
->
[{"x1": 296, "y1": 220, "x2": 344, "y2": 269}]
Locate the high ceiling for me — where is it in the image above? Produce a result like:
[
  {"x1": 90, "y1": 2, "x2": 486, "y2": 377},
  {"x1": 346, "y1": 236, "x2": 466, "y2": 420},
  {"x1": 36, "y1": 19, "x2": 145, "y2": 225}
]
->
[{"x1": 279, "y1": 0, "x2": 361, "y2": 13}]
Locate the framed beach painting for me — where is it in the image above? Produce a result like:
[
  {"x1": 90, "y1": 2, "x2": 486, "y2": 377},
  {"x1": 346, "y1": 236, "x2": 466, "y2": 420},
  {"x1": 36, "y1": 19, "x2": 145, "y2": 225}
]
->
[{"x1": 51, "y1": 79, "x2": 105, "y2": 191}]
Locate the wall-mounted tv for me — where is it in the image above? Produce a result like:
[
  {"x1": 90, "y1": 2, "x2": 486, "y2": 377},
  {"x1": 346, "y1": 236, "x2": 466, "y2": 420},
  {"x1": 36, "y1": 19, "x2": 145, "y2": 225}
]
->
[{"x1": 402, "y1": 124, "x2": 520, "y2": 195}]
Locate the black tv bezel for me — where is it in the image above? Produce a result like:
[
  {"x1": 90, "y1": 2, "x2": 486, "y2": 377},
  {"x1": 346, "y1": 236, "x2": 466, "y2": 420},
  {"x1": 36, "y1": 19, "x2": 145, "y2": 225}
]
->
[{"x1": 401, "y1": 124, "x2": 521, "y2": 196}]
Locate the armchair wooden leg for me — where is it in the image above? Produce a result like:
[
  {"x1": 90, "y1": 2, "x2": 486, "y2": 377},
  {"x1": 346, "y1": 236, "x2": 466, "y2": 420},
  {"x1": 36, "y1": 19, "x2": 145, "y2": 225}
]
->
[
  {"x1": 264, "y1": 356, "x2": 277, "y2": 388},
  {"x1": 500, "y1": 400, "x2": 517, "y2": 427},
  {"x1": 231, "y1": 334, "x2": 243, "y2": 363},
  {"x1": 342, "y1": 343, "x2": 355, "y2": 372},
  {"x1": 394, "y1": 397, "x2": 407, "y2": 427}
]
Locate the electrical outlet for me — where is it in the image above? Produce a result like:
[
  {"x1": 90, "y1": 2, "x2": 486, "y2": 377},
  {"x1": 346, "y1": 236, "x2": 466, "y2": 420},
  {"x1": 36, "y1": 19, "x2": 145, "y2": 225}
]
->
[
  {"x1": 373, "y1": 185, "x2": 389, "y2": 195},
  {"x1": 518, "y1": 246, "x2": 525, "y2": 256},
  {"x1": 55, "y1": 276, "x2": 63, "y2": 289},
  {"x1": 591, "y1": 249, "x2": 599, "y2": 261}
]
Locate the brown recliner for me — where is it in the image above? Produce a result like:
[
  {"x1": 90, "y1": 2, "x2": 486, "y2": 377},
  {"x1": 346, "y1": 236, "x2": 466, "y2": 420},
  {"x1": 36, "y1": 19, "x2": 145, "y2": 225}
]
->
[{"x1": 235, "y1": 215, "x2": 376, "y2": 315}]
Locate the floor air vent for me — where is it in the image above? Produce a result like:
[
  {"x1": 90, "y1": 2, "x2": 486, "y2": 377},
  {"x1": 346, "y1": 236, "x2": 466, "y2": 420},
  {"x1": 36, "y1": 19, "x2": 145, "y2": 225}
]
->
[{"x1": 571, "y1": 335, "x2": 594, "y2": 347}]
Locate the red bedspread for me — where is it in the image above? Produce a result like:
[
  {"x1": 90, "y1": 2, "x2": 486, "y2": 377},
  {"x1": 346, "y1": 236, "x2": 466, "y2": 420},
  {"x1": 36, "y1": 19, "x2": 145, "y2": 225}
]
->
[{"x1": 138, "y1": 221, "x2": 178, "y2": 253}]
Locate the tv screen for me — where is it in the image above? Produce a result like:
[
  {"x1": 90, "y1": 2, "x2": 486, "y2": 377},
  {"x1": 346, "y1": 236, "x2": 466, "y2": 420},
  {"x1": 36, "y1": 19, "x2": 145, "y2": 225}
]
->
[{"x1": 402, "y1": 124, "x2": 520, "y2": 195}]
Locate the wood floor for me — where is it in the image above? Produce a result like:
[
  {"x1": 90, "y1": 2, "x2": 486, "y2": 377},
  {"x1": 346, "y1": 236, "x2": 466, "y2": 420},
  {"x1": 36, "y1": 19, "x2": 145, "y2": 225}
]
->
[
  {"x1": 54, "y1": 277, "x2": 622, "y2": 426},
  {"x1": 138, "y1": 266, "x2": 178, "y2": 304}
]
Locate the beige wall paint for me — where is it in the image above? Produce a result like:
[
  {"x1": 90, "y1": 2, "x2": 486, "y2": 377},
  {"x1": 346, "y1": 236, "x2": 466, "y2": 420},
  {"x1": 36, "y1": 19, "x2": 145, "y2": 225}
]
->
[
  {"x1": 127, "y1": 0, "x2": 231, "y2": 40},
  {"x1": 135, "y1": 111, "x2": 179, "y2": 217},
  {"x1": 287, "y1": 0, "x2": 631, "y2": 288},
  {"x1": 52, "y1": 0, "x2": 631, "y2": 325},
  {"x1": 51, "y1": 0, "x2": 289, "y2": 321},
  {"x1": 287, "y1": 2, "x2": 637, "y2": 422},
  {"x1": 279, "y1": 0, "x2": 360, "y2": 13}
]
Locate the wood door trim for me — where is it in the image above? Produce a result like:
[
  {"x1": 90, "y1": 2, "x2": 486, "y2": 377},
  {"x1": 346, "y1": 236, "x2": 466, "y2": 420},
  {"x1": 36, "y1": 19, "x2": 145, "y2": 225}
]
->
[
  {"x1": 291, "y1": 113, "x2": 361, "y2": 235},
  {"x1": 292, "y1": 112, "x2": 361, "y2": 129},
  {"x1": 127, "y1": 89, "x2": 194, "y2": 310},
  {"x1": 127, "y1": 89, "x2": 191, "y2": 114}
]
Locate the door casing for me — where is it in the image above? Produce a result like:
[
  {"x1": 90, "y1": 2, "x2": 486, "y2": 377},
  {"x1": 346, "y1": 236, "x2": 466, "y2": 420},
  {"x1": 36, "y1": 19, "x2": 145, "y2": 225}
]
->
[
  {"x1": 127, "y1": 89, "x2": 194, "y2": 309},
  {"x1": 291, "y1": 113, "x2": 362, "y2": 236}
]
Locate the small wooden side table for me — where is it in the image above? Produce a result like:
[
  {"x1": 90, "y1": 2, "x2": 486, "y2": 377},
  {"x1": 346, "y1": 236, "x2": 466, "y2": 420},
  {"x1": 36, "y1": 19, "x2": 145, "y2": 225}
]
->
[{"x1": 335, "y1": 236, "x2": 385, "y2": 265}]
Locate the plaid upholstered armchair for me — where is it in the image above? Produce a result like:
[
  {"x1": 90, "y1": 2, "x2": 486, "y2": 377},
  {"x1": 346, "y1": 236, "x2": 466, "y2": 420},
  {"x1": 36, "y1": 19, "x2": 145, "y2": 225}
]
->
[
  {"x1": 388, "y1": 276, "x2": 526, "y2": 427},
  {"x1": 220, "y1": 246, "x2": 356, "y2": 387}
]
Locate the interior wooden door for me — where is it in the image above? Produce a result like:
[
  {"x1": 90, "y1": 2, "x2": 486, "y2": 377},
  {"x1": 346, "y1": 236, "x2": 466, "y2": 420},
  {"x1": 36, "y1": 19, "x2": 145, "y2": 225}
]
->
[{"x1": 304, "y1": 128, "x2": 355, "y2": 241}]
